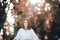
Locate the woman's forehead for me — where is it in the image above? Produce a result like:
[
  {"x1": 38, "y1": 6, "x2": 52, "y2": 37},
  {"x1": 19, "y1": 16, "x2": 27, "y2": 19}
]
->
[{"x1": 24, "y1": 20, "x2": 28, "y2": 22}]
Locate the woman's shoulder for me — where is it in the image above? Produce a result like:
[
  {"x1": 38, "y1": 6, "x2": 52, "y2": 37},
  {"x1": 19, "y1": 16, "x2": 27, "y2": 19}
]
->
[
  {"x1": 30, "y1": 28, "x2": 34, "y2": 31},
  {"x1": 18, "y1": 28, "x2": 24, "y2": 31},
  {"x1": 19, "y1": 28, "x2": 23, "y2": 30},
  {"x1": 19, "y1": 28, "x2": 34, "y2": 31}
]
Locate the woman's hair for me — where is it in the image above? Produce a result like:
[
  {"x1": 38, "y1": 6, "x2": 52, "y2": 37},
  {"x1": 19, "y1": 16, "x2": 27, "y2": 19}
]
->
[{"x1": 22, "y1": 19, "x2": 31, "y2": 30}]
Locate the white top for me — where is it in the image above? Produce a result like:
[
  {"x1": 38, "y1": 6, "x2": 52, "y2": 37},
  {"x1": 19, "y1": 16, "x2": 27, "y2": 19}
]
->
[{"x1": 15, "y1": 28, "x2": 39, "y2": 40}]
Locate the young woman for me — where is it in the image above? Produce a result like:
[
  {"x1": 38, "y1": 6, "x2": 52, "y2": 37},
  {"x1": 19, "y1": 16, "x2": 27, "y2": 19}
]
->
[{"x1": 13, "y1": 19, "x2": 39, "y2": 40}]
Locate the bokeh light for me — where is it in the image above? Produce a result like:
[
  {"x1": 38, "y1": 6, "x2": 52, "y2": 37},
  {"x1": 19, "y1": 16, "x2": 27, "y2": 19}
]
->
[
  {"x1": 16, "y1": 0, "x2": 19, "y2": 3},
  {"x1": 30, "y1": 0, "x2": 45, "y2": 5},
  {"x1": 44, "y1": 3, "x2": 51, "y2": 11},
  {"x1": 9, "y1": 27, "x2": 14, "y2": 35},
  {"x1": 9, "y1": 3, "x2": 14, "y2": 9},
  {"x1": 58, "y1": 0, "x2": 60, "y2": 2}
]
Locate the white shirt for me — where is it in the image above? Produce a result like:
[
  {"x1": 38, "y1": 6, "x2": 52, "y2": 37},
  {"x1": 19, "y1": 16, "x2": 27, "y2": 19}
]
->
[{"x1": 15, "y1": 28, "x2": 39, "y2": 40}]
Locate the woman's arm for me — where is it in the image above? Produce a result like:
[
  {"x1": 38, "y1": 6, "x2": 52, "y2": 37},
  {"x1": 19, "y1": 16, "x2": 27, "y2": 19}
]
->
[
  {"x1": 31, "y1": 29, "x2": 40, "y2": 40},
  {"x1": 13, "y1": 37, "x2": 17, "y2": 40},
  {"x1": 13, "y1": 29, "x2": 21, "y2": 40}
]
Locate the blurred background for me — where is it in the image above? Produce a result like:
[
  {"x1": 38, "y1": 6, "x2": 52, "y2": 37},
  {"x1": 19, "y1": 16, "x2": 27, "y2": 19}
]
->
[{"x1": 0, "y1": 0, "x2": 60, "y2": 40}]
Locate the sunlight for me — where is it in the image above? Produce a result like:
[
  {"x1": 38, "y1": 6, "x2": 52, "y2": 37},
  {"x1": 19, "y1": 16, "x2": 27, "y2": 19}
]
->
[
  {"x1": 44, "y1": 3, "x2": 50, "y2": 11},
  {"x1": 30, "y1": 0, "x2": 45, "y2": 5},
  {"x1": 26, "y1": 0, "x2": 45, "y2": 5}
]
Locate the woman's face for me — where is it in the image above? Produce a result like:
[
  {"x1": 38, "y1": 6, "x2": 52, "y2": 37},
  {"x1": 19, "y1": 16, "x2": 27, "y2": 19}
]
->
[{"x1": 24, "y1": 20, "x2": 28, "y2": 29}]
